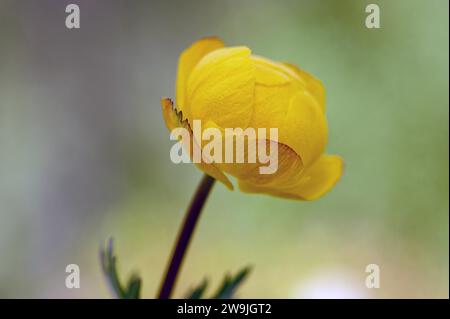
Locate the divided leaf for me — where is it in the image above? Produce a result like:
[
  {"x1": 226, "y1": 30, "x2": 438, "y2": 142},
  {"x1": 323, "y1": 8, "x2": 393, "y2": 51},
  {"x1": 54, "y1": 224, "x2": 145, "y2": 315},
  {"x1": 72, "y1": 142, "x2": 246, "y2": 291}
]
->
[
  {"x1": 100, "y1": 238, "x2": 142, "y2": 299},
  {"x1": 186, "y1": 266, "x2": 251, "y2": 299}
]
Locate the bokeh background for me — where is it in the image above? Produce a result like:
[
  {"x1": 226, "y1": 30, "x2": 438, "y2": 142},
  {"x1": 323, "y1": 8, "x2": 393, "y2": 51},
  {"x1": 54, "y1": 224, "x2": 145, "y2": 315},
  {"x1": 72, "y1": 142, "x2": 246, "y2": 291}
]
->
[{"x1": 0, "y1": 0, "x2": 448, "y2": 298}]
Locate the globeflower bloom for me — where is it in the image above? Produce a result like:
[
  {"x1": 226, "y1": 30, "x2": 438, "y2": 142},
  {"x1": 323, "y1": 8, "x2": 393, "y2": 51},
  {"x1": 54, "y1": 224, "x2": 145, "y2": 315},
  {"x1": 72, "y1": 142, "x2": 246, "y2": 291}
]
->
[{"x1": 162, "y1": 37, "x2": 343, "y2": 200}]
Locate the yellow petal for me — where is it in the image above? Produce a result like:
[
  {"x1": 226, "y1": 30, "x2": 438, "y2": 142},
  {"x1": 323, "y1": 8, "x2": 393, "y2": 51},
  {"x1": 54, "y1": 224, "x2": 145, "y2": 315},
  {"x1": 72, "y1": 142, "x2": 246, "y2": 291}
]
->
[
  {"x1": 160, "y1": 98, "x2": 233, "y2": 190},
  {"x1": 194, "y1": 161, "x2": 234, "y2": 190},
  {"x1": 187, "y1": 46, "x2": 255, "y2": 128},
  {"x1": 238, "y1": 154, "x2": 343, "y2": 200},
  {"x1": 283, "y1": 62, "x2": 326, "y2": 112},
  {"x1": 252, "y1": 56, "x2": 292, "y2": 86},
  {"x1": 248, "y1": 61, "x2": 299, "y2": 130},
  {"x1": 220, "y1": 139, "x2": 304, "y2": 187},
  {"x1": 247, "y1": 60, "x2": 327, "y2": 167},
  {"x1": 197, "y1": 120, "x2": 304, "y2": 187},
  {"x1": 287, "y1": 154, "x2": 343, "y2": 200},
  {"x1": 176, "y1": 37, "x2": 224, "y2": 112},
  {"x1": 280, "y1": 91, "x2": 328, "y2": 167},
  {"x1": 252, "y1": 55, "x2": 308, "y2": 87}
]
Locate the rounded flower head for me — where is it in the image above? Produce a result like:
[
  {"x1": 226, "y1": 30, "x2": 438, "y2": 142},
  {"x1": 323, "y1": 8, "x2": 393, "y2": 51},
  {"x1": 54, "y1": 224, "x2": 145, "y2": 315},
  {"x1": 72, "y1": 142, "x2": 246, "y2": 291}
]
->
[{"x1": 162, "y1": 37, "x2": 343, "y2": 200}]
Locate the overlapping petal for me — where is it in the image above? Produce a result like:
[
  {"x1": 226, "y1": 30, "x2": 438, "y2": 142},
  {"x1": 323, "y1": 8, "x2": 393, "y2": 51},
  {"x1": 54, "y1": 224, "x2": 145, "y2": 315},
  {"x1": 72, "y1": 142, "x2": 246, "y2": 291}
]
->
[
  {"x1": 238, "y1": 154, "x2": 343, "y2": 200},
  {"x1": 282, "y1": 62, "x2": 326, "y2": 112},
  {"x1": 186, "y1": 47, "x2": 255, "y2": 128},
  {"x1": 176, "y1": 37, "x2": 224, "y2": 113}
]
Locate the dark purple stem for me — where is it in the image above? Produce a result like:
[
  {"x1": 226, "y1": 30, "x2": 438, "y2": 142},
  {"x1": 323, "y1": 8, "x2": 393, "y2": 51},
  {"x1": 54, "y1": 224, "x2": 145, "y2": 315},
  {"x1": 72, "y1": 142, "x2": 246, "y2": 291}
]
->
[{"x1": 158, "y1": 174, "x2": 216, "y2": 299}]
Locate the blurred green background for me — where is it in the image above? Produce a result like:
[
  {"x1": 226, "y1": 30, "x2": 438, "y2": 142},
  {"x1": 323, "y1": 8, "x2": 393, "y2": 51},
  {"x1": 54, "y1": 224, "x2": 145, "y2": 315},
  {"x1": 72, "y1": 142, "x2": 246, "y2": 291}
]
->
[{"x1": 0, "y1": 0, "x2": 448, "y2": 298}]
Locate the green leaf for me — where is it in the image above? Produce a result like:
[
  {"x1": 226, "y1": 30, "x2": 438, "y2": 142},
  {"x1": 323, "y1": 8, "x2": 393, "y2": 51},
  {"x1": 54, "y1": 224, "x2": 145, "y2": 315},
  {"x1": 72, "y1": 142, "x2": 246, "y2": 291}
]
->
[
  {"x1": 100, "y1": 238, "x2": 142, "y2": 299},
  {"x1": 212, "y1": 266, "x2": 252, "y2": 299},
  {"x1": 186, "y1": 266, "x2": 251, "y2": 299},
  {"x1": 124, "y1": 275, "x2": 142, "y2": 299},
  {"x1": 186, "y1": 278, "x2": 209, "y2": 299}
]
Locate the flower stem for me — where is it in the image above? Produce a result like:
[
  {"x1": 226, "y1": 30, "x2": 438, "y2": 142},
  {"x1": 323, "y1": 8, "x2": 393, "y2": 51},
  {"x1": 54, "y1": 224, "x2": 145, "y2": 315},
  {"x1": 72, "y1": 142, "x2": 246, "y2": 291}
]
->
[{"x1": 158, "y1": 174, "x2": 216, "y2": 299}]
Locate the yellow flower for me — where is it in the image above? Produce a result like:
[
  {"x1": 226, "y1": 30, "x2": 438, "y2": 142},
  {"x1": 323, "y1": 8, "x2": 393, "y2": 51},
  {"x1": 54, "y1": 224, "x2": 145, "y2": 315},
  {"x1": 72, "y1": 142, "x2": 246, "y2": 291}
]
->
[{"x1": 162, "y1": 37, "x2": 343, "y2": 200}]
